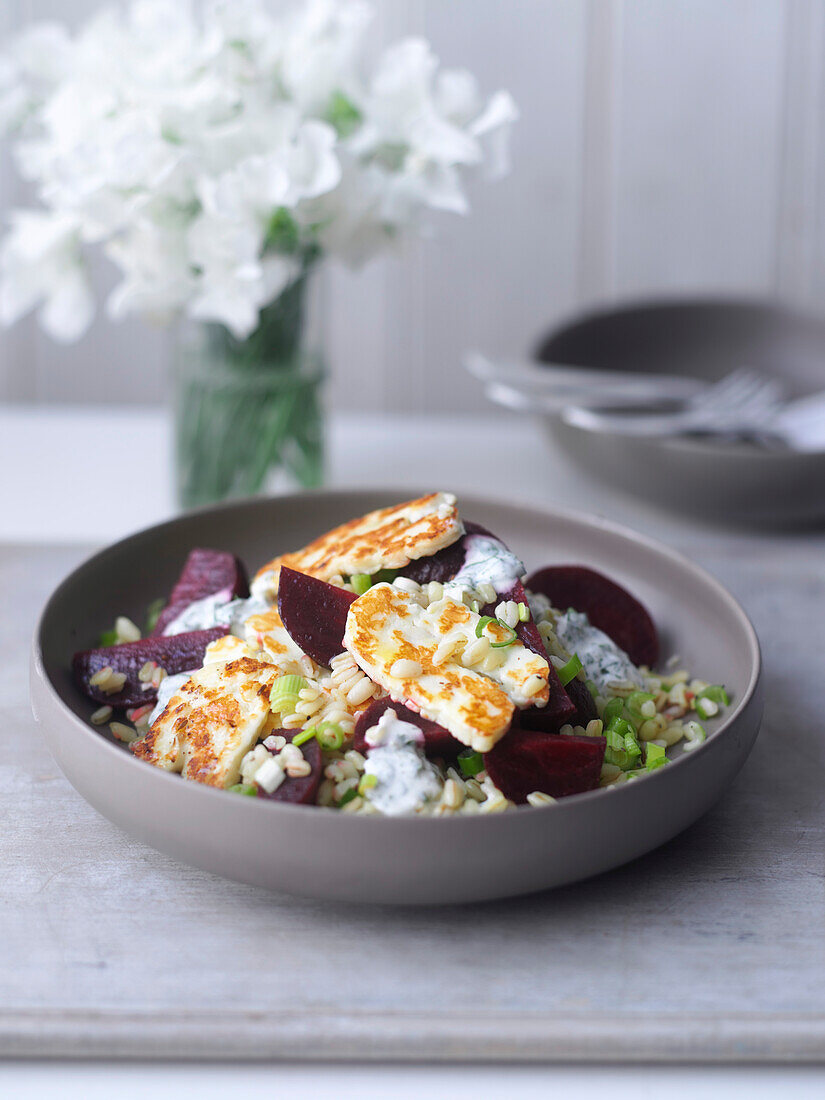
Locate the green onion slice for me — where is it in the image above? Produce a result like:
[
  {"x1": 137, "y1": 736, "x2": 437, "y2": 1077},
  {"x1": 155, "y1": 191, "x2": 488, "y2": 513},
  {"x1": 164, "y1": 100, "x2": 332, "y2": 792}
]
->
[
  {"x1": 228, "y1": 783, "x2": 258, "y2": 796},
  {"x1": 697, "y1": 684, "x2": 730, "y2": 706},
  {"x1": 517, "y1": 602, "x2": 530, "y2": 622},
  {"x1": 458, "y1": 749, "x2": 484, "y2": 777},
  {"x1": 338, "y1": 788, "x2": 358, "y2": 807},
  {"x1": 475, "y1": 616, "x2": 497, "y2": 638},
  {"x1": 271, "y1": 674, "x2": 305, "y2": 712},
  {"x1": 645, "y1": 743, "x2": 668, "y2": 771},
  {"x1": 350, "y1": 573, "x2": 372, "y2": 596},
  {"x1": 473, "y1": 615, "x2": 518, "y2": 648},
  {"x1": 291, "y1": 727, "x2": 317, "y2": 747},
  {"x1": 492, "y1": 622, "x2": 517, "y2": 648},
  {"x1": 602, "y1": 697, "x2": 625, "y2": 725},
  {"x1": 586, "y1": 679, "x2": 599, "y2": 699},
  {"x1": 558, "y1": 654, "x2": 583, "y2": 686},
  {"x1": 316, "y1": 722, "x2": 346, "y2": 751},
  {"x1": 358, "y1": 773, "x2": 378, "y2": 796},
  {"x1": 626, "y1": 691, "x2": 656, "y2": 717},
  {"x1": 99, "y1": 629, "x2": 118, "y2": 647}
]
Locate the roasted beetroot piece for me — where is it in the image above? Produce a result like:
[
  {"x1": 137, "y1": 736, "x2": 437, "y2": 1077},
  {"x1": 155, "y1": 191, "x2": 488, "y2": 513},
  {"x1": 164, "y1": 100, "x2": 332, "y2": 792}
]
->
[
  {"x1": 563, "y1": 675, "x2": 598, "y2": 726},
  {"x1": 400, "y1": 520, "x2": 493, "y2": 585},
  {"x1": 256, "y1": 735, "x2": 322, "y2": 805},
  {"x1": 278, "y1": 566, "x2": 356, "y2": 667},
  {"x1": 517, "y1": 674, "x2": 598, "y2": 734},
  {"x1": 485, "y1": 729, "x2": 606, "y2": 804},
  {"x1": 353, "y1": 697, "x2": 460, "y2": 755},
  {"x1": 526, "y1": 565, "x2": 659, "y2": 668},
  {"x1": 73, "y1": 627, "x2": 228, "y2": 707},
  {"x1": 153, "y1": 548, "x2": 249, "y2": 635},
  {"x1": 475, "y1": 576, "x2": 575, "y2": 725},
  {"x1": 398, "y1": 526, "x2": 478, "y2": 585}
]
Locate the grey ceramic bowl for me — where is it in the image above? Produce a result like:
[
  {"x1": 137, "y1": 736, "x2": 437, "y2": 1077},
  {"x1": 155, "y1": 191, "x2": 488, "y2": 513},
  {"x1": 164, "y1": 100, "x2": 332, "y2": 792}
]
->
[
  {"x1": 535, "y1": 299, "x2": 825, "y2": 525},
  {"x1": 30, "y1": 490, "x2": 763, "y2": 905}
]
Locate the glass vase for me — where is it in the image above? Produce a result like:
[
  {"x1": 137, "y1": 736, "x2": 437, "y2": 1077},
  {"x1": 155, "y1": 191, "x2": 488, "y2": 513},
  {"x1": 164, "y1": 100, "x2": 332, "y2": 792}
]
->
[{"x1": 173, "y1": 265, "x2": 325, "y2": 509}]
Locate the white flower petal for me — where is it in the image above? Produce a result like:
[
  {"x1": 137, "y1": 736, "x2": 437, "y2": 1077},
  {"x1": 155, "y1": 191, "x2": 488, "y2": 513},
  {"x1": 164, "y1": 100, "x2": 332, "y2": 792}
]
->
[
  {"x1": 38, "y1": 267, "x2": 96, "y2": 343},
  {"x1": 470, "y1": 91, "x2": 519, "y2": 178},
  {"x1": 0, "y1": 209, "x2": 94, "y2": 341}
]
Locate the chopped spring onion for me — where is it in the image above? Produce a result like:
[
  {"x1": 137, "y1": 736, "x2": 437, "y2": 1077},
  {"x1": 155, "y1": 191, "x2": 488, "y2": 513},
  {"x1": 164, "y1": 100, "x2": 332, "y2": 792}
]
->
[
  {"x1": 270, "y1": 674, "x2": 306, "y2": 712},
  {"x1": 517, "y1": 602, "x2": 530, "y2": 622},
  {"x1": 99, "y1": 628, "x2": 118, "y2": 647},
  {"x1": 626, "y1": 691, "x2": 657, "y2": 719},
  {"x1": 683, "y1": 720, "x2": 707, "y2": 751},
  {"x1": 474, "y1": 615, "x2": 518, "y2": 648},
  {"x1": 358, "y1": 773, "x2": 378, "y2": 796},
  {"x1": 350, "y1": 573, "x2": 372, "y2": 596},
  {"x1": 558, "y1": 654, "x2": 583, "y2": 686},
  {"x1": 645, "y1": 743, "x2": 668, "y2": 771},
  {"x1": 144, "y1": 597, "x2": 165, "y2": 634},
  {"x1": 602, "y1": 697, "x2": 625, "y2": 725},
  {"x1": 697, "y1": 684, "x2": 730, "y2": 706},
  {"x1": 316, "y1": 722, "x2": 346, "y2": 751},
  {"x1": 604, "y1": 718, "x2": 641, "y2": 770},
  {"x1": 475, "y1": 615, "x2": 496, "y2": 637},
  {"x1": 338, "y1": 788, "x2": 358, "y2": 807},
  {"x1": 228, "y1": 783, "x2": 258, "y2": 796},
  {"x1": 695, "y1": 697, "x2": 717, "y2": 720},
  {"x1": 586, "y1": 680, "x2": 599, "y2": 699},
  {"x1": 291, "y1": 727, "x2": 317, "y2": 747},
  {"x1": 607, "y1": 716, "x2": 635, "y2": 740},
  {"x1": 492, "y1": 624, "x2": 517, "y2": 648},
  {"x1": 458, "y1": 749, "x2": 484, "y2": 778}
]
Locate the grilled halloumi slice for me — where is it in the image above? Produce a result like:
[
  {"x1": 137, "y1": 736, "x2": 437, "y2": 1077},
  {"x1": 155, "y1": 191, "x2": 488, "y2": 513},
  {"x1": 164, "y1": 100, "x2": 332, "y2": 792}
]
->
[
  {"x1": 203, "y1": 634, "x2": 256, "y2": 665},
  {"x1": 242, "y1": 606, "x2": 316, "y2": 674},
  {"x1": 251, "y1": 493, "x2": 463, "y2": 600},
  {"x1": 419, "y1": 597, "x2": 550, "y2": 708},
  {"x1": 131, "y1": 657, "x2": 277, "y2": 787},
  {"x1": 343, "y1": 585, "x2": 548, "y2": 753}
]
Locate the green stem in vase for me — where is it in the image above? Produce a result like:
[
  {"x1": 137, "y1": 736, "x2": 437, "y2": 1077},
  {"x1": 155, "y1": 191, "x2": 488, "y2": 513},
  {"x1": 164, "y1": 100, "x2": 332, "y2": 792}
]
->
[{"x1": 174, "y1": 259, "x2": 325, "y2": 509}]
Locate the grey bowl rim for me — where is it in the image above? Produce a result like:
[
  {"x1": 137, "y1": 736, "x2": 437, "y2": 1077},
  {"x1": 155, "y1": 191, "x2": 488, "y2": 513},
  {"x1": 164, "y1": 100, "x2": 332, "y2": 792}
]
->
[
  {"x1": 31, "y1": 486, "x2": 762, "y2": 826},
  {"x1": 531, "y1": 293, "x2": 825, "y2": 457}
]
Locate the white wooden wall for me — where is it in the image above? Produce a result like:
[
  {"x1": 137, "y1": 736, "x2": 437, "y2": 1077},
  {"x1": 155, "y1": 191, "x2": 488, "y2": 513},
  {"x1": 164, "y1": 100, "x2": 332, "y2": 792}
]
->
[{"x1": 2, "y1": 0, "x2": 824, "y2": 413}]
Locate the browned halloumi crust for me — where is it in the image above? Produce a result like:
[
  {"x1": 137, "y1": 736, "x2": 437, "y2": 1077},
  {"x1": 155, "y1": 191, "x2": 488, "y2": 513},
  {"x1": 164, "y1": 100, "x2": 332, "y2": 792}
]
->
[
  {"x1": 130, "y1": 657, "x2": 277, "y2": 786},
  {"x1": 253, "y1": 493, "x2": 463, "y2": 595},
  {"x1": 343, "y1": 585, "x2": 517, "y2": 751}
]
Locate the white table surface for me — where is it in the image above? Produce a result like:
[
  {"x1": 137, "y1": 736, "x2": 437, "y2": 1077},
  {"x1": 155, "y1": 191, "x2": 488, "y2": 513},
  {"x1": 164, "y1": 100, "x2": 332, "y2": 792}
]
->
[{"x1": 3, "y1": 404, "x2": 824, "y2": 1098}]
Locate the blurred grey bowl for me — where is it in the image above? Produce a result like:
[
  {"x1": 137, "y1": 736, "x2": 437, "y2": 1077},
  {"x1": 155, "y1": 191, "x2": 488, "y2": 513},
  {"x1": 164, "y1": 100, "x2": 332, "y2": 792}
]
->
[{"x1": 533, "y1": 299, "x2": 825, "y2": 525}]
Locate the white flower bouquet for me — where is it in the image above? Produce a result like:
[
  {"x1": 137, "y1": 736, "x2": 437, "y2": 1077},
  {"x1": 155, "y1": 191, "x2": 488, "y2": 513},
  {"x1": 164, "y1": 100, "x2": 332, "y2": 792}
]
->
[{"x1": 0, "y1": 0, "x2": 516, "y2": 502}]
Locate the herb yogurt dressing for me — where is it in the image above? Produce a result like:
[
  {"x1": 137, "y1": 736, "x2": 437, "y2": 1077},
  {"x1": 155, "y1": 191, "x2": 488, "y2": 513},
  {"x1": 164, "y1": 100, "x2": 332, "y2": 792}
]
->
[
  {"x1": 162, "y1": 593, "x2": 270, "y2": 639},
  {"x1": 443, "y1": 534, "x2": 525, "y2": 601},
  {"x1": 146, "y1": 670, "x2": 194, "y2": 726},
  {"x1": 362, "y1": 709, "x2": 442, "y2": 816},
  {"x1": 554, "y1": 609, "x2": 644, "y2": 694}
]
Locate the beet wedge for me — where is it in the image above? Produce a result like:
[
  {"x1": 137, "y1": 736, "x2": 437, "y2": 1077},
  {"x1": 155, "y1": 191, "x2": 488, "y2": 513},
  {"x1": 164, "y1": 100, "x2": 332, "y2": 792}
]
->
[
  {"x1": 518, "y1": 674, "x2": 598, "y2": 734},
  {"x1": 256, "y1": 734, "x2": 322, "y2": 805},
  {"x1": 73, "y1": 627, "x2": 228, "y2": 708},
  {"x1": 153, "y1": 548, "x2": 249, "y2": 635},
  {"x1": 278, "y1": 566, "x2": 356, "y2": 667},
  {"x1": 485, "y1": 729, "x2": 606, "y2": 804},
  {"x1": 526, "y1": 565, "x2": 659, "y2": 668},
  {"x1": 353, "y1": 697, "x2": 460, "y2": 755}
]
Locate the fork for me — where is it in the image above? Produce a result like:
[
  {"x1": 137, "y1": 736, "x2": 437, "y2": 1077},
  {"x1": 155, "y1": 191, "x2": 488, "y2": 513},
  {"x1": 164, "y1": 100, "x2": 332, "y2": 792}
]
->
[{"x1": 561, "y1": 370, "x2": 786, "y2": 440}]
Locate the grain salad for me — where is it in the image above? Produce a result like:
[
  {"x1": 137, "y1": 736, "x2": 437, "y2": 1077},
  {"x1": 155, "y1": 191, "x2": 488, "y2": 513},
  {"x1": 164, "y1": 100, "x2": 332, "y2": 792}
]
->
[{"x1": 71, "y1": 493, "x2": 730, "y2": 814}]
